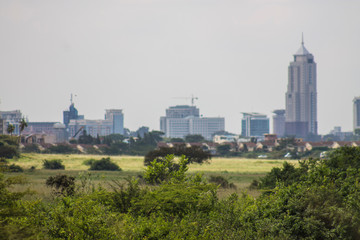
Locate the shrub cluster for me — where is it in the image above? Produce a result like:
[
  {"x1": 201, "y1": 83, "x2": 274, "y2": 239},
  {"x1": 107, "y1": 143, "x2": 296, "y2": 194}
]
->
[
  {"x1": 89, "y1": 157, "x2": 121, "y2": 171},
  {"x1": 209, "y1": 175, "x2": 236, "y2": 189},
  {"x1": 0, "y1": 135, "x2": 19, "y2": 159},
  {"x1": 43, "y1": 159, "x2": 65, "y2": 170},
  {"x1": 144, "y1": 145, "x2": 211, "y2": 166},
  {"x1": 2, "y1": 147, "x2": 360, "y2": 239}
]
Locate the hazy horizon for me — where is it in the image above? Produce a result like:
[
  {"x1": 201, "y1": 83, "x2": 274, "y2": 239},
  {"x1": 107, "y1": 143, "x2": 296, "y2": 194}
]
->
[{"x1": 1, "y1": 0, "x2": 359, "y2": 134}]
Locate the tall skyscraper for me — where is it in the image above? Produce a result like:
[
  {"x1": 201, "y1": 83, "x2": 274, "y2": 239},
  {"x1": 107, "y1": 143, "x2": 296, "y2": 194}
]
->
[
  {"x1": 354, "y1": 97, "x2": 360, "y2": 132},
  {"x1": 285, "y1": 36, "x2": 317, "y2": 138}
]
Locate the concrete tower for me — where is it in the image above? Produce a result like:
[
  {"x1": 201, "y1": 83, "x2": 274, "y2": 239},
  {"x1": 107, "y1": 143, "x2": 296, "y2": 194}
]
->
[
  {"x1": 354, "y1": 97, "x2": 360, "y2": 132},
  {"x1": 285, "y1": 35, "x2": 317, "y2": 138}
]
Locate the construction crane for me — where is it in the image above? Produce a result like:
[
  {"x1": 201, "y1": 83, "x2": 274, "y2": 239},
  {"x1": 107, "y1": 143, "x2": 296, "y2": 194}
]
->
[
  {"x1": 173, "y1": 95, "x2": 198, "y2": 106},
  {"x1": 72, "y1": 126, "x2": 84, "y2": 139}
]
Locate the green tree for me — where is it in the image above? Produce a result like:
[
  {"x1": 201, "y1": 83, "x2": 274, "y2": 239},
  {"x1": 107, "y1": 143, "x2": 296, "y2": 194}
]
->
[
  {"x1": 6, "y1": 124, "x2": 15, "y2": 136},
  {"x1": 19, "y1": 118, "x2": 28, "y2": 136},
  {"x1": 169, "y1": 138, "x2": 185, "y2": 143},
  {"x1": 216, "y1": 144, "x2": 231, "y2": 156},
  {"x1": 144, "y1": 145, "x2": 211, "y2": 166},
  {"x1": 185, "y1": 134, "x2": 205, "y2": 143},
  {"x1": 78, "y1": 130, "x2": 94, "y2": 144}
]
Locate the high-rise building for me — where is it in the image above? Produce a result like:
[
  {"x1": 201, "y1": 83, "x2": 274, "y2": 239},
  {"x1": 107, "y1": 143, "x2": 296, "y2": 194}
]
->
[
  {"x1": 354, "y1": 97, "x2": 360, "y2": 132},
  {"x1": 63, "y1": 95, "x2": 84, "y2": 127},
  {"x1": 105, "y1": 109, "x2": 124, "y2": 135},
  {"x1": 241, "y1": 113, "x2": 269, "y2": 139},
  {"x1": 160, "y1": 105, "x2": 224, "y2": 140},
  {"x1": 285, "y1": 36, "x2": 317, "y2": 138},
  {"x1": 272, "y1": 109, "x2": 285, "y2": 137}
]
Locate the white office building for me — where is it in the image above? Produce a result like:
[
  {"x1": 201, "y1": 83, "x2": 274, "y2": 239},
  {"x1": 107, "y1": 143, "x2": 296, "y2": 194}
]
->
[
  {"x1": 160, "y1": 105, "x2": 224, "y2": 140},
  {"x1": 69, "y1": 109, "x2": 124, "y2": 138}
]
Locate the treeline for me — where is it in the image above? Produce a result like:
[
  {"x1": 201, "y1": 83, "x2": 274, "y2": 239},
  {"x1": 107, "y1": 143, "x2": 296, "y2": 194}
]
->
[
  {"x1": 22, "y1": 131, "x2": 165, "y2": 155},
  {"x1": 2, "y1": 147, "x2": 360, "y2": 239}
]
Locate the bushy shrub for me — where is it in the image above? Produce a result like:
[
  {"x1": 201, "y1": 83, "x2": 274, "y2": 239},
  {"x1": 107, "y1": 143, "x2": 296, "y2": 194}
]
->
[
  {"x1": 256, "y1": 161, "x2": 306, "y2": 190},
  {"x1": 46, "y1": 174, "x2": 75, "y2": 196},
  {"x1": 7, "y1": 164, "x2": 24, "y2": 172},
  {"x1": 143, "y1": 155, "x2": 188, "y2": 184},
  {"x1": 46, "y1": 144, "x2": 76, "y2": 154},
  {"x1": 144, "y1": 145, "x2": 211, "y2": 166},
  {"x1": 43, "y1": 159, "x2": 65, "y2": 170},
  {"x1": 0, "y1": 137, "x2": 19, "y2": 159},
  {"x1": 89, "y1": 157, "x2": 121, "y2": 171},
  {"x1": 83, "y1": 159, "x2": 95, "y2": 166},
  {"x1": 109, "y1": 178, "x2": 145, "y2": 213},
  {"x1": 22, "y1": 144, "x2": 41, "y2": 153},
  {"x1": 209, "y1": 175, "x2": 236, "y2": 189}
]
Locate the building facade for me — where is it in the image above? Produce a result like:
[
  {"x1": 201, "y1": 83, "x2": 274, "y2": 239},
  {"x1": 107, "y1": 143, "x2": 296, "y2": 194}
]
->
[
  {"x1": 160, "y1": 105, "x2": 224, "y2": 140},
  {"x1": 285, "y1": 37, "x2": 317, "y2": 138},
  {"x1": 68, "y1": 109, "x2": 124, "y2": 138},
  {"x1": 241, "y1": 113, "x2": 269, "y2": 139},
  {"x1": 63, "y1": 103, "x2": 84, "y2": 127},
  {"x1": 0, "y1": 110, "x2": 23, "y2": 135},
  {"x1": 354, "y1": 97, "x2": 360, "y2": 132},
  {"x1": 105, "y1": 109, "x2": 124, "y2": 135},
  {"x1": 273, "y1": 109, "x2": 285, "y2": 137},
  {"x1": 22, "y1": 122, "x2": 68, "y2": 143}
]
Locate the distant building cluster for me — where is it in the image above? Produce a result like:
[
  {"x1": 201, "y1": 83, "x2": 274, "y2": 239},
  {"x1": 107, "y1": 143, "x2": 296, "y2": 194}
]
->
[
  {"x1": 68, "y1": 109, "x2": 124, "y2": 138},
  {"x1": 160, "y1": 105, "x2": 224, "y2": 140},
  {"x1": 1, "y1": 37, "x2": 359, "y2": 143}
]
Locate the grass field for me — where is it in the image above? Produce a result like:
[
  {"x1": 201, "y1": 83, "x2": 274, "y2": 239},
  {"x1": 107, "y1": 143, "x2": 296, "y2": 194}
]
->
[{"x1": 6, "y1": 153, "x2": 299, "y2": 199}]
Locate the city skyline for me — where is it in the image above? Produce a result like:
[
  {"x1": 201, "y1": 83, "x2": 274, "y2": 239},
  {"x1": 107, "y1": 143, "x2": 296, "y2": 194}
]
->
[{"x1": 1, "y1": 1, "x2": 359, "y2": 134}]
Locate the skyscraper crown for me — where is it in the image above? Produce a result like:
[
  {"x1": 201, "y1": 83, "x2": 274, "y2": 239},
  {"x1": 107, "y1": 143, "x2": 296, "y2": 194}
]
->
[{"x1": 294, "y1": 33, "x2": 310, "y2": 55}]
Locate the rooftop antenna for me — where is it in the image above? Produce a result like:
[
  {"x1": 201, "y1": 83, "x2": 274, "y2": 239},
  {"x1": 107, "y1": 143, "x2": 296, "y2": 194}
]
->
[
  {"x1": 301, "y1": 32, "x2": 304, "y2": 46},
  {"x1": 70, "y1": 93, "x2": 77, "y2": 105}
]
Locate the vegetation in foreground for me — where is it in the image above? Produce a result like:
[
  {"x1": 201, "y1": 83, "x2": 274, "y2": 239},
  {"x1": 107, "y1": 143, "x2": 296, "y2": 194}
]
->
[{"x1": 1, "y1": 147, "x2": 360, "y2": 239}]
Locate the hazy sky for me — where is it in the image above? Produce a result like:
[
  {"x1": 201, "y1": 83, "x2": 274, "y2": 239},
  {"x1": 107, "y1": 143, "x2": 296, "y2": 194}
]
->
[{"x1": 1, "y1": 0, "x2": 359, "y2": 134}]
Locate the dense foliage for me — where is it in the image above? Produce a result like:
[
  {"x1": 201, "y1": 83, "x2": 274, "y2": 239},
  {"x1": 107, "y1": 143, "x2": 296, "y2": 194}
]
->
[
  {"x1": 43, "y1": 159, "x2": 65, "y2": 170},
  {"x1": 46, "y1": 174, "x2": 75, "y2": 196},
  {"x1": 2, "y1": 147, "x2": 360, "y2": 239},
  {"x1": 144, "y1": 145, "x2": 212, "y2": 166},
  {"x1": 45, "y1": 144, "x2": 77, "y2": 154},
  {"x1": 0, "y1": 135, "x2": 19, "y2": 159},
  {"x1": 88, "y1": 157, "x2": 121, "y2": 171}
]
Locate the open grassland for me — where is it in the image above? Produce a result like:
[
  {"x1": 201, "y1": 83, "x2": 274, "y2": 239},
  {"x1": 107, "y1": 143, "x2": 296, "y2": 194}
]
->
[
  {"x1": 6, "y1": 153, "x2": 299, "y2": 199},
  {"x1": 13, "y1": 153, "x2": 298, "y2": 173}
]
